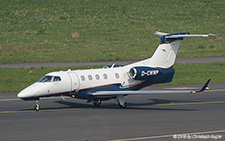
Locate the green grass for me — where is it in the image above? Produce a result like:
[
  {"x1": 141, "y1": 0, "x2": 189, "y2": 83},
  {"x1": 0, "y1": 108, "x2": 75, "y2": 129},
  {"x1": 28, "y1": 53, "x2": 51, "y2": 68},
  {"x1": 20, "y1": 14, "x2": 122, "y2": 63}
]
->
[
  {"x1": 0, "y1": 62, "x2": 225, "y2": 92},
  {"x1": 0, "y1": 0, "x2": 224, "y2": 63},
  {"x1": 172, "y1": 63, "x2": 225, "y2": 84}
]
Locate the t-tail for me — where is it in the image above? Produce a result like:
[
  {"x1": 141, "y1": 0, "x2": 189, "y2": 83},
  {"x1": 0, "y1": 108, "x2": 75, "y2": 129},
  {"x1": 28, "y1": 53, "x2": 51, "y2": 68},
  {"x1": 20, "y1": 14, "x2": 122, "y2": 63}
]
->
[{"x1": 131, "y1": 31, "x2": 215, "y2": 68}]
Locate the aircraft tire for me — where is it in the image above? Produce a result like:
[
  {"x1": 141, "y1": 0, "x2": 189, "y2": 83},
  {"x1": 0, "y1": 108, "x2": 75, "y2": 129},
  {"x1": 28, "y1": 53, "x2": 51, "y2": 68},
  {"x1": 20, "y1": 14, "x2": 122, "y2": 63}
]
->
[
  {"x1": 35, "y1": 104, "x2": 40, "y2": 111},
  {"x1": 93, "y1": 99, "x2": 101, "y2": 107}
]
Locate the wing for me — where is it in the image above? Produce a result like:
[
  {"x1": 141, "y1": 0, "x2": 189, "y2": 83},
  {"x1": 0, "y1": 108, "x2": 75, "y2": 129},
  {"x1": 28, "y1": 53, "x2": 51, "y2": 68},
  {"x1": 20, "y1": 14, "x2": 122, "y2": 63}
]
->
[{"x1": 92, "y1": 79, "x2": 211, "y2": 97}]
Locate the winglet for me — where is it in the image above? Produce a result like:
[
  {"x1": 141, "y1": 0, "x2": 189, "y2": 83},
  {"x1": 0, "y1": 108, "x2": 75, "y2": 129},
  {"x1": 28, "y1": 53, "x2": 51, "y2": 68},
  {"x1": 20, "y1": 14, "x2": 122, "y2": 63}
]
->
[{"x1": 197, "y1": 79, "x2": 211, "y2": 93}]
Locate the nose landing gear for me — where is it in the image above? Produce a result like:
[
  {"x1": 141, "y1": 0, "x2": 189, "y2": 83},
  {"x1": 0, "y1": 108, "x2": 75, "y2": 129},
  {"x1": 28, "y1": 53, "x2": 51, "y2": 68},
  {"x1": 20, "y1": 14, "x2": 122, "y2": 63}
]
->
[{"x1": 34, "y1": 100, "x2": 40, "y2": 111}]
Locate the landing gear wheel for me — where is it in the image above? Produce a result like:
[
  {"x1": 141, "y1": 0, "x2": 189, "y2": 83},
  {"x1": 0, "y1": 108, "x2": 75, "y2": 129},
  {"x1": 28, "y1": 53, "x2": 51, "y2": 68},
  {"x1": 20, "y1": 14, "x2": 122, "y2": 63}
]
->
[
  {"x1": 34, "y1": 104, "x2": 40, "y2": 111},
  {"x1": 34, "y1": 100, "x2": 40, "y2": 111},
  {"x1": 93, "y1": 99, "x2": 101, "y2": 107},
  {"x1": 119, "y1": 102, "x2": 127, "y2": 108}
]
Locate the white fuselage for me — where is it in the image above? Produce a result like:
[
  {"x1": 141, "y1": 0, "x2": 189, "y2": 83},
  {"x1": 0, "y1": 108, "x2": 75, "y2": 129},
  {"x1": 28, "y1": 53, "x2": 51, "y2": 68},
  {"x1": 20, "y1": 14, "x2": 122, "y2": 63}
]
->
[{"x1": 17, "y1": 65, "x2": 142, "y2": 99}]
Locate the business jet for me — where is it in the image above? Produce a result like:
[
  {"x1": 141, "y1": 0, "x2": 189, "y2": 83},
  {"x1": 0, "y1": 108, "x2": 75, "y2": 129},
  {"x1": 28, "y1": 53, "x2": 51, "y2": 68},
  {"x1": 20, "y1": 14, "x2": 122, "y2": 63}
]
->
[{"x1": 17, "y1": 31, "x2": 214, "y2": 111}]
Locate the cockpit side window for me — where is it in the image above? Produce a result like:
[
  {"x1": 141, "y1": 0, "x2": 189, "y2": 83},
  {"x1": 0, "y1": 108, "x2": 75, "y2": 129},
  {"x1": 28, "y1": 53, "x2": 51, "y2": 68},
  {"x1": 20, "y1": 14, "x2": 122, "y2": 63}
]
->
[
  {"x1": 53, "y1": 76, "x2": 61, "y2": 82},
  {"x1": 38, "y1": 76, "x2": 53, "y2": 82}
]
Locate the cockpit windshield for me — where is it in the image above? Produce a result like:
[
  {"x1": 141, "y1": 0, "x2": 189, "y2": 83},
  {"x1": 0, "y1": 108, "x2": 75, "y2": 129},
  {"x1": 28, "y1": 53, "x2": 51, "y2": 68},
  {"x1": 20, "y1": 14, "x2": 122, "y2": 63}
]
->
[
  {"x1": 38, "y1": 76, "x2": 53, "y2": 82},
  {"x1": 38, "y1": 76, "x2": 61, "y2": 82}
]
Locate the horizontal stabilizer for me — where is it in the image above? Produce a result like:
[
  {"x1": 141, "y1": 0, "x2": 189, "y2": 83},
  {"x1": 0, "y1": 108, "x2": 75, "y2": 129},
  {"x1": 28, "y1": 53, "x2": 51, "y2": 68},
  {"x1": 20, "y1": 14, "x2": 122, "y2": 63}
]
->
[
  {"x1": 166, "y1": 34, "x2": 216, "y2": 38},
  {"x1": 154, "y1": 31, "x2": 215, "y2": 44}
]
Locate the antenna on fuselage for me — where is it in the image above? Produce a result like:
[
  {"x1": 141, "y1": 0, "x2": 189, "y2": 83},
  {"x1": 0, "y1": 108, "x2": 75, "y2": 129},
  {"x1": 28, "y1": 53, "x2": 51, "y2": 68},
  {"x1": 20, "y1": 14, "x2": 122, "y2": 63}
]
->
[{"x1": 111, "y1": 63, "x2": 115, "y2": 68}]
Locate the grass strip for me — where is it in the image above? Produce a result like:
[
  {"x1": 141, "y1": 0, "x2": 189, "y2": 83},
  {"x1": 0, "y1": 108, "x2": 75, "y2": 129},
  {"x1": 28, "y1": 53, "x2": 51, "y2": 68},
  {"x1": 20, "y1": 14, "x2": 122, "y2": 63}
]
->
[{"x1": 0, "y1": 0, "x2": 224, "y2": 63}]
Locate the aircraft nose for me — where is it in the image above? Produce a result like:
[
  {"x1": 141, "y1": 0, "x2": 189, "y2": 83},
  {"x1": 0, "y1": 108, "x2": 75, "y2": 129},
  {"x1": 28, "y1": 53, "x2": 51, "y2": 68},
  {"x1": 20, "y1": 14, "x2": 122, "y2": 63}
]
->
[
  {"x1": 17, "y1": 90, "x2": 28, "y2": 98},
  {"x1": 17, "y1": 87, "x2": 35, "y2": 99},
  {"x1": 17, "y1": 92, "x2": 21, "y2": 98},
  {"x1": 17, "y1": 82, "x2": 44, "y2": 99}
]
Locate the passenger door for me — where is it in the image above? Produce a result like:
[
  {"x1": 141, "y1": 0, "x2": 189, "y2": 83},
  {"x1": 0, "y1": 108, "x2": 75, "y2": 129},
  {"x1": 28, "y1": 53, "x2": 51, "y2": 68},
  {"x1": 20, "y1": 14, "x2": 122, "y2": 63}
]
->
[{"x1": 67, "y1": 72, "x2": 80, "y2": 94}]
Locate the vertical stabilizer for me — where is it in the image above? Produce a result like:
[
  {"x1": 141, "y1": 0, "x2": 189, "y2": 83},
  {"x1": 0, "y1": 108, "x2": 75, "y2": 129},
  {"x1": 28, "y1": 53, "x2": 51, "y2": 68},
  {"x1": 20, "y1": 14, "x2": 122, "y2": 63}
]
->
[
  {"x1": 149, "y1": 39, "x2": 182, "y2": 68},
  {"x1": 149, "y1": 32, "x2": 189, "y2": 68}
]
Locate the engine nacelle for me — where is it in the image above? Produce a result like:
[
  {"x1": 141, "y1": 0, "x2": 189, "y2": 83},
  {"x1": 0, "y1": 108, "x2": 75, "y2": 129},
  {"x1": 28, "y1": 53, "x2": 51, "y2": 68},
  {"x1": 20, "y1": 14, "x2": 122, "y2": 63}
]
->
[{"x1": 128, "y1": 67, "x2": 161, "y2": 80}]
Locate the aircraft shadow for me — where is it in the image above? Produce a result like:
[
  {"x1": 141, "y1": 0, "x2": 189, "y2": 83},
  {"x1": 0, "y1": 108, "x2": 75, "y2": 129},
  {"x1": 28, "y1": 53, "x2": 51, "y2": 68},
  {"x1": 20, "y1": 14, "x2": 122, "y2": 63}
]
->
[
  {"x1": 51, "y1": 99, "x2": 200, "y2": 111},
  {"x1": 54, "y1": 100, "x2": 92, "y2": 108},
  {"x1": 18, "y1": 100, "x2": 91, "y2": 111},
  {"x1": 18, "y1": 98, "x2": 202, "y2": 111}
]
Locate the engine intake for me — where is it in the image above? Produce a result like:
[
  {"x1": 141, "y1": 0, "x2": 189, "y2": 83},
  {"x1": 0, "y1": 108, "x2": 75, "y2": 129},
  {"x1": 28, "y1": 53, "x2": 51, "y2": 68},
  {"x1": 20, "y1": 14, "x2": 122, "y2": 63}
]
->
[{"x1": 128, "y1": 67, "x2": 160, "y2": 80}]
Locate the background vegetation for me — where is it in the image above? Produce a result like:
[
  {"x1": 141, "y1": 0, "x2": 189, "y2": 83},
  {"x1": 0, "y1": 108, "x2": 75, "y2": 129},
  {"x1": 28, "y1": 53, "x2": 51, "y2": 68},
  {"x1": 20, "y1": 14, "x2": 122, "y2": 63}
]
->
[
  {"x1": 1, "y1": 0, "x2": 224, "y2": 92},
  {"x1": 0, "y1": 0, "x2": 224, "y2": 63},
  {"x1": 1, "y1": 63, "x2": 225, "y2": 92}
]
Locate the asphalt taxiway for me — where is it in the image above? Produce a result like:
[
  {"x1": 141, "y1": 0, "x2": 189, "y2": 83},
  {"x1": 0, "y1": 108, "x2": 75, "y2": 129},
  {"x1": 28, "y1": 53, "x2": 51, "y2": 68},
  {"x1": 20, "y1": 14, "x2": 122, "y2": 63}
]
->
[{"x1": 0, "y1": 83, "x2": 225, "y2": 141}]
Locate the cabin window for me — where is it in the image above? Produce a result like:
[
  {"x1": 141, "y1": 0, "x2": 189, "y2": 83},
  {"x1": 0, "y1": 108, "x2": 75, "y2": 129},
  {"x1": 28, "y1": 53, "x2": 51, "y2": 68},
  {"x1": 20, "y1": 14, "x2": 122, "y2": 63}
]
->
[
  {"x1": 103, "y1": 74, "x2": 108, "y2": 79},
  {"x1": 95, "y1": 74, "x2": 100, "y2": 80},
  {"x1": 115, "y1": 73, "x2": 120, "y2": 78},
  {"x1": 88, "y1": 75, "x2": 93, "y2": 80},
  {"x1": 81, "y1": 75, "x2": 85, "y2": 81},
  {"x1": 53, "y1": 76, "x2": 61, "y2": 82},
  {"x1": 38, "y1": 76, "x2": 53, "y2": 82}
]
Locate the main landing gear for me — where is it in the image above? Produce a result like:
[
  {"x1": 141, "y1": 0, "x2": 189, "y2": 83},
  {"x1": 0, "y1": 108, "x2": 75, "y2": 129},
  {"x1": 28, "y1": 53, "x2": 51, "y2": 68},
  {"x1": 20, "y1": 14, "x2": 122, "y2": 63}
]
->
[
  {"x1": 34, "y1": 100, "x2": 40, "y2": 111},
  {"x1": 93, "y1": 99, "x2": 101, "y2": 107},
  {"x1": 91, "y1": 97, "x2": 127, "y2": 108},
  {"x1": 116, "y1": 95, "x2": 127, "y2": 108},
  {"x1": 91, "y1": 96, "x2": 127, "y2": 108}
]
